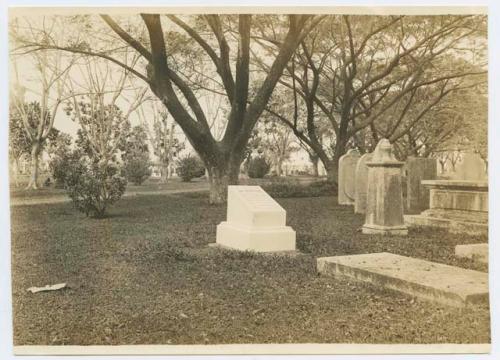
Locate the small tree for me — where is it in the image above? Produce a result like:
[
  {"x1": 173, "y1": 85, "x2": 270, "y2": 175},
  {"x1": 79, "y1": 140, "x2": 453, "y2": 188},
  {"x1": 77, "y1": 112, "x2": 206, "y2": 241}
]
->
[
  {"x1": 47, "y1": 130, "x2": 72, "y2": 188},
  {"x1": 248, "y1": 156, "x2": 271, "y2": 178},
  {"x1": 176, "y1": 155, "x2": 205, "y2": 182},
  {"x1": 62, "y1": 151, "x2": 127, "y2": 218},
  {"x1": 138, "y1": 102, "x2": 185, "y2": 183},
  {"x1": 121, "y1": 125, "x2": 152, "y2": 185},
  {"x1": 61, "y1": 59, "x2": 145, "y2": 217},
  {"x1": 9, "y1": 103, "x2": 32, "y2": 186}
]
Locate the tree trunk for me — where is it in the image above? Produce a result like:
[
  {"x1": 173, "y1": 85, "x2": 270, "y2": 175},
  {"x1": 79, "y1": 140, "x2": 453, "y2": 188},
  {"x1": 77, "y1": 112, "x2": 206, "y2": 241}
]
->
[
  {"x1": 326, "y1": 162, "x2": 338, "y2": 184},
  {"x1": 276, "y1": 159, "x2": 283, "y2": 177},
  {"x1": 310, "y1": 155, "x2": 319, "y2": 177},
  {"x1": 26, "y1": 142, "x2": 41, "y2": 190},
  {"x1": 159, "y1": 164, "x2": 169, "y2": 183},
  {"x1": 11, "y1": 158, "x2": 20, "y2": 188},
  {"x1": 206, "y1": 156, "x2": 241, "y2": 204}
]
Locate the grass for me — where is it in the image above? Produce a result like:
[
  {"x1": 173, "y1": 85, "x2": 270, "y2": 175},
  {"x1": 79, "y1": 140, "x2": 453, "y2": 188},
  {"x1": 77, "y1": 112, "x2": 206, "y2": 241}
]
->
[{"x1": 11, "y1": 193, "x2": 489, "y2": 345}]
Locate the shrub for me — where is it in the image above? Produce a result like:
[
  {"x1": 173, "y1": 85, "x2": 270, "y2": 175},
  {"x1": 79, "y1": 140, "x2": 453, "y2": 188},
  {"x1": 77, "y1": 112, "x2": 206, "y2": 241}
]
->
[
  {"x1": 176, "y1": 155, "x2": 205, "y2": 182},
  {"x1": 123, "y1": 153, "x2": 152, "y2": 185},
  {"x1": 262, "y1": 178, "x2": 337, "y2": 198},
  {"x1": 247, "y1": 156, "x2": 270, "y2": 178},
  {"x1": 63, "y1": 154, "x2": 127, "y2": 218},
  {"x1": 49, "y1": 149, "x2": 81, "y2": 189}
]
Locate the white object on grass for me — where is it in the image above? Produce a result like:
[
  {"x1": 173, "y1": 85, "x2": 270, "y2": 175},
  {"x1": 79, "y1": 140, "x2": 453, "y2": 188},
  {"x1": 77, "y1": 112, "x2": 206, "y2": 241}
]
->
[{"x1": 27, "y1": 283, "x2": 67, "y2": 293}]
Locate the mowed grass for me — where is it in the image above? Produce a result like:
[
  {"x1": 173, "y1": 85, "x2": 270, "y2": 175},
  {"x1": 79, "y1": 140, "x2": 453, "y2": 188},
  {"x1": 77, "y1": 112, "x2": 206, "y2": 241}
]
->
[{"x1": 11, "y1": 194, "x2": 490, "y2": 345}]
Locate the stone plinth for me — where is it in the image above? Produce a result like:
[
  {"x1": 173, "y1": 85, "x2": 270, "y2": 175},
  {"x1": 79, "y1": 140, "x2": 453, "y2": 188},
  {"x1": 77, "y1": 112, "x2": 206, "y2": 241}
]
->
[
  {"x1": 406, "y1": 157, "x2": 437, "y2": 213},
  {"x1": 215, "y1": 186, "x2": 296, "y2": 252},
  {"x1": 338, "y1": 149, "x2": 360, "y2": 205},
  {"x1": 354, "y1": 153, "x2": 373, "y2": 214},
  {"x1": 317, "y1": 252, "x2": 489, "y2": 307},
  {"x1": 363, "y1": 139, "x2": 407, "y2": 235},
  {"x1": 405, "y1": 180, "x2": 488, "y2": 235}
]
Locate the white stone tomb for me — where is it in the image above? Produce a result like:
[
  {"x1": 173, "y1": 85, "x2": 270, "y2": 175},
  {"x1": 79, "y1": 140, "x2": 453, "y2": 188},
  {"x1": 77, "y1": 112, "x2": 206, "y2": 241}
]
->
[{"x1": 215, "y1": 186, "x2": 296, "y2": 252}]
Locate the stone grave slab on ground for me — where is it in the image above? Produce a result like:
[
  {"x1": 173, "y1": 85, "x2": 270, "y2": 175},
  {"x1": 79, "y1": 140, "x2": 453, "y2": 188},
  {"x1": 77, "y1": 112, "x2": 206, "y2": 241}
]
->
[
  {"x1": 405, "y1": 180, "x2": 488, "y2": 235},
  {"x1": 338, "y1": 149, "x2": 361, "y2": 205},
  {"x1": 214, "y1": 186, "x2": 296, "y2": 252},
  {"x1": 317, "y1": 252, "x2": 489, "y2": 307},
  {"x1": 456, "y1": 243, "x2": 489, "y2": 264}
]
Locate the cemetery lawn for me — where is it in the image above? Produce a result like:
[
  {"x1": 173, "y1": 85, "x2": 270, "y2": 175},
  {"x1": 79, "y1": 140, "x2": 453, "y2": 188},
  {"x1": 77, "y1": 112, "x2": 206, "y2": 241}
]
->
[{"x1": 11, "y1": 193, "x2": 489, "y2": 345}]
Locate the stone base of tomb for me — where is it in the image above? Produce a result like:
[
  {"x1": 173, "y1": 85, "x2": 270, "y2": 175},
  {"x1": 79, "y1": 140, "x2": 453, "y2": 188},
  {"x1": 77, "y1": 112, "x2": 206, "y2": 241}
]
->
[
  {"x1": 362, "y1": 223, "x2": 408, "y2": 236},
  {"x1": 455, "y1": 243, "x2": 488, "y2": 264},
  {"x1": 405, "y1": 209, "x2": 488, "y2": 236},
  {"x1": 214, "y1": 221, "x2": 296, "y2": 252},
  {"x1": 405, "y1": 180, "x2": 488, "y2": 236}
]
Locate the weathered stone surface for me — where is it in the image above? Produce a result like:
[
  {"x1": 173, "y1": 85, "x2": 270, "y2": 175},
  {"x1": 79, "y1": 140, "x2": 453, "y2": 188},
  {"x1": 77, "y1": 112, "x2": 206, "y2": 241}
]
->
[
  {"x1": 405, "y1": 180, "x2": 488, "y2": 235},
  {"x1": 456, "y1": 243, "x2": 488, "y2": 264},
  {"x1": 363, "y1": 139, "x2": 407, "y2": 235},
  {"x1": 317, "y1": 252, "x2": 489, "y2": 307},
  {"x1": 404, "y1": 213, "x2": 488, "y2": 236},
  {"x1": 424, "y1": 180, "x2": 488, "y2": 212},
  {"x1": 215, "y1": 186, "x2": 295, "y2": 252},
  {"x1": 454, "y1": 152, "x2": 487, "y2": 181},
  {"x1": 406, "y1": 157, "x2": 437, "y2": 213},
  {"x1": 354, "y1": 153, "x2": 373, "y2": 214},
  {"x1": 338, "y1": 149, "x2": 361, "y2": 205}
]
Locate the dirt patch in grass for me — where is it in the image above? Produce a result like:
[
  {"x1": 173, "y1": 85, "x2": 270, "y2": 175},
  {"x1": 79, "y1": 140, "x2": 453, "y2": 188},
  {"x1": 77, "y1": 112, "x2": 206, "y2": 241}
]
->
[{"x1": 10, "y1": 194, "x2": 489, "y2": 345}]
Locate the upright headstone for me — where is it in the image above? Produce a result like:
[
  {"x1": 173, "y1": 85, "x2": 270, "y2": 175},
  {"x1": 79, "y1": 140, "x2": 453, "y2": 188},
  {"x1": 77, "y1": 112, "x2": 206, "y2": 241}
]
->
[
  {"x1": 354, "y1": 153, "x2": 373, "y2": 214},
  {"x1": 454, "y1": 152, "x2": 487, "y2": 181},
  {"x1": 338, "y1": 149, "x2": 361, "y2": 205},
  {"x1": 215, "y1": 186, "x2": 296, "y2": 252},
  {"x1": 363, "y1": 139, "x2": 408, "y2": 235},
  {"x1": 406, "y1": 157, "x2": 437, "y2": 213}
]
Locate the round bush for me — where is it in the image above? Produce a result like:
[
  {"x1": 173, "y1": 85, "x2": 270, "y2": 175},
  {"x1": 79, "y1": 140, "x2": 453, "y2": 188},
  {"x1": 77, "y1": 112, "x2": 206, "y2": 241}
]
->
[
  {"x1": 247, "y1": 156, "x2": 270, "y2": 178},
  {"x1": 176, "y1": 155, "x2": 206, "y2": 182},
  {"x1": 123, "y1": 153, "x2": 152, "y2": 185}
]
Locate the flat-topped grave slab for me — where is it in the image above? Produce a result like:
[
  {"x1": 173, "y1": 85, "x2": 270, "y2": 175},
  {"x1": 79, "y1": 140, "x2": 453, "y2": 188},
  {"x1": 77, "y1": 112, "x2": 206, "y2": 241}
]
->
[
  {"x1": 456, "y1": 243, "x2": 488, "y2": 264},
  {"x1": 317, "y1": 252, "x2": 489, "y2": 307},
  {"x1": 214, "y1": 186, "x2": 296, "y2": 252}
]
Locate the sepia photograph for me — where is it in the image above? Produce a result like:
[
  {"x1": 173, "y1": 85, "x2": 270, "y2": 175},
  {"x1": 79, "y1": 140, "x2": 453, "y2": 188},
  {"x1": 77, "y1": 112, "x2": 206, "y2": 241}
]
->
[{"x1": 3, "y1": 4, "x2": 493, "y2": 356}]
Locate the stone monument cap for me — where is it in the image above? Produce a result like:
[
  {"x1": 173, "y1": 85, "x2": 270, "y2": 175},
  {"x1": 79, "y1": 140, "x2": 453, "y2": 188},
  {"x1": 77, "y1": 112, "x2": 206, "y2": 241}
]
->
[{"x1": 367, "y1": 138, "x2": 404, "y2": 167}]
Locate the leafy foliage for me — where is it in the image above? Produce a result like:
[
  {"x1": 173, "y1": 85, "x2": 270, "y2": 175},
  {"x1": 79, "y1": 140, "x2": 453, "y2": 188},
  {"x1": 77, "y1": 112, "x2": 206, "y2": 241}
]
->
[
  {"x1": 123, "y1": 153, "x2": 152, "y2": 186},
  {"x1": 262, "y1": 178, "x2": 337, "y2": 198},
  {"x1": 63, "y1": 153, "x2": 127, "y2": 218},
  {"x1": 247, "y1": 156, "x2": 271, "y2": 178},
  {"x1": 47, "y1": 131, "x2": 73, "y2": 188},
  {"x1": 121, "y1": 125, "x2": 152, "y2": 185},
  {"x1": 176, "y1": 155, "x2": 205, "y2": 182},
  {"x1": 61, "y1": 97, "x2": 130, "y2": 217}
]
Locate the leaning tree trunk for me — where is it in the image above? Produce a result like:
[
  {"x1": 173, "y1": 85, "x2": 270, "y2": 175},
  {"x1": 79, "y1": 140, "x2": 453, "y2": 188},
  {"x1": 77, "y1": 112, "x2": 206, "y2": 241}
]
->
[{"x1": 26, "y1": 142, "x2": 41, "y2": 190}]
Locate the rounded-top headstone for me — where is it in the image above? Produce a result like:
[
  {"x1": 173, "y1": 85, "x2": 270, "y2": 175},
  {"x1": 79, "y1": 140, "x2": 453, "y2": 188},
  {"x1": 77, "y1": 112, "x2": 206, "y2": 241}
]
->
[
  {"x1": 454, "y1": 152, "x2": 487, "y2": 181},
  {"x1": 338, "y1": 149, "x2": 361, "y2": 205},
  {"x1": 354, "y1": 152, "x2": 373, "y2": 214}
]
